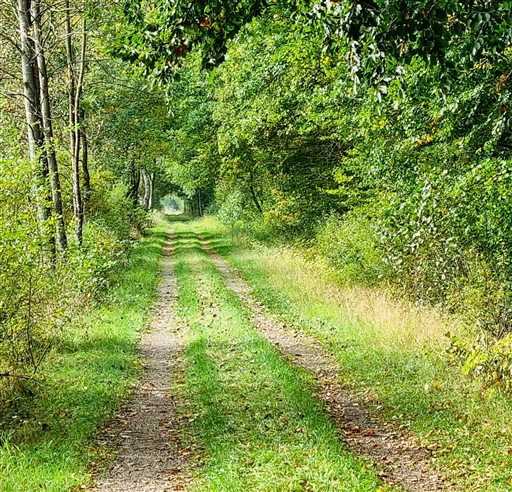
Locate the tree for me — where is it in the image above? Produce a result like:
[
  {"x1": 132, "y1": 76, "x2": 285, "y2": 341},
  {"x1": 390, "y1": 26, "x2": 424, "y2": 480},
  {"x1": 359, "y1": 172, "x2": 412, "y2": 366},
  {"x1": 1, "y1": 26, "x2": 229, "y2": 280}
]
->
[
  {"x1": 110, "y1": 0, "x2": 275, "y2": 82},
  {"x1": 16, "y1": 0, "x2": 68, "y2": 251},
  {"x1": 311, "y1": 1, "x2": 512, "y2": 88},
  {"x1": 85, "y1": 64, "x2": 172, "y2": 218},
  {"x1": 64, "y1": 0, "x2": 88, "y2": 244}
]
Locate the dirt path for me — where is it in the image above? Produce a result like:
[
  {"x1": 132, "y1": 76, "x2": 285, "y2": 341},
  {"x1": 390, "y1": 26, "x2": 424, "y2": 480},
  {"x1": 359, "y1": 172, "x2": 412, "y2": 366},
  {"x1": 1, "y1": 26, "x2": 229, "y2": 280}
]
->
[
  {"x1": 198, "y1": 234, "x2": 452, "y2": 492},
  {"x1": 92, "y1": 227, "x2": 454, "y2": 492},
  {"x1": 94, "y1": 234, "x2": 190, "y2": 492}
]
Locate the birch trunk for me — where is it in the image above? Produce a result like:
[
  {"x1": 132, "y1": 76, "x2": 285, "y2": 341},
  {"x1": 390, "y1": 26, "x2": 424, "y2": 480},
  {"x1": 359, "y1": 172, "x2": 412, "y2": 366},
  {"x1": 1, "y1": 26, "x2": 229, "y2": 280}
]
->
[
  {"x1": 65, "y1": 0, "x2": 86, "y2": 245},
  {"x1": 17, "y1": 0, "x2": 55, "y2": 255},
  {"x1": 142, "y1": 169, "x2": 154, "y2": 210},
  {"x1": 17, "y1": 0, "x2": 41, "y2": 159},
  {"x1": 31, "y1": 0, "x2": 68, "y2": 250}
]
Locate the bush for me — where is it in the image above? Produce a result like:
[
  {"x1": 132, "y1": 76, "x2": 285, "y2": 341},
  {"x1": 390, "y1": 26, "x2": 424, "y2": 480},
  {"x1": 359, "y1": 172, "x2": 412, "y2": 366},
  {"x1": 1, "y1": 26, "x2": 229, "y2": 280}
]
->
[
  {"x1": 315, "y1": 209, "x2": 390, "y2": 286},
  {"x1": 449, "y1": 331, "x2": 512, "y2": 393},
  {"x1": 0, "y1": 155, "x2": 139, "y2": 394},
  {"x1": 0, "y1": 156, "x2": 64, "y2": 391}
]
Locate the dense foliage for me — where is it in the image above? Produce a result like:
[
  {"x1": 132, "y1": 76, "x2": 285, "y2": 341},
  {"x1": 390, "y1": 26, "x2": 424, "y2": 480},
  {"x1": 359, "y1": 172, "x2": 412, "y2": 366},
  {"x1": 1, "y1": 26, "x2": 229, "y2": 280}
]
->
[
  {"x1": 0, "y1": 1, "x2": 165, "y2": 392},
  {"x1": 156, "y1": 6, "x2": 512, "y2": 385},
  {"x1": 4, "y1": 0, "x2": 512, "y2": 391}
]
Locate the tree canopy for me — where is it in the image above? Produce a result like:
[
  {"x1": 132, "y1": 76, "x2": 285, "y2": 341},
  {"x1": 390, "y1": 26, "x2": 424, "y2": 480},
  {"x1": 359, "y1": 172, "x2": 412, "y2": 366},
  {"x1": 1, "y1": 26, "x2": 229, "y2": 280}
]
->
[{"x1": 2, "y1": 0, "x2": 512, "y2": 390}]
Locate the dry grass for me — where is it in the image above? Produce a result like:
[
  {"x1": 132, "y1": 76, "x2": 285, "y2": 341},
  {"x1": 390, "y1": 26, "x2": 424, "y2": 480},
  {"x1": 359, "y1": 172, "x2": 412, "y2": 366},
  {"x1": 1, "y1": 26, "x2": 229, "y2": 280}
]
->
[{"x1": 241, "y1": 244, "x2": 460, "y2": 351}]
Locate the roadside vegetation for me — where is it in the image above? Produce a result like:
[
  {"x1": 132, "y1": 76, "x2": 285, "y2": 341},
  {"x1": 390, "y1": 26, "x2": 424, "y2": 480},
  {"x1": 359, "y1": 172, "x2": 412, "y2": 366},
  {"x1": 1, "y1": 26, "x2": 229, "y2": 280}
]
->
[
  {"x1": 3, "y1": 0, "x2": 512, "y2": 401},
  {"x1": 145, "y1": 4, "x2": 512, "y2": 389},
  {"x1": 3, "y1": 0, "x2": 512, "y2": 490},
  {"x1": 0, "y1": 218, "x2": 168, "y2": 491}
]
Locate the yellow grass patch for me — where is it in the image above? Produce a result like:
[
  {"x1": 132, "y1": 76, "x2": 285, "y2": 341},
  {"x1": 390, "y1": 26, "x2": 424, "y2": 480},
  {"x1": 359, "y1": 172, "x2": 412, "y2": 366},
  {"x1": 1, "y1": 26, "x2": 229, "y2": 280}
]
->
[{"x1": 243, "y1": 244, "x2": 459, "y2": 351}]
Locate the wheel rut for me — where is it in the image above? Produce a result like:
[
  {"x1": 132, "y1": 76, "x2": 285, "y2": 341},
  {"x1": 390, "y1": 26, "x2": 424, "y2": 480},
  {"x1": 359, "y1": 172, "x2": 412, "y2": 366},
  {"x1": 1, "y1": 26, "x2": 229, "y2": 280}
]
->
[
  {"x1": 94, "y1": 233, "x2": 190, "y2": 492},
  {"x1": 197, "y1": 233, "x2": 454, "y2": 492}
]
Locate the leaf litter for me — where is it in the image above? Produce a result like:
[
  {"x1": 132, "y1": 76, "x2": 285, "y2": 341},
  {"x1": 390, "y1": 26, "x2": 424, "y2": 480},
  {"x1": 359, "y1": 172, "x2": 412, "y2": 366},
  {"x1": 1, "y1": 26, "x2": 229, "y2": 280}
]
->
[{"x1": 91, "y1": 228, "x2": 459, "y2": 492}]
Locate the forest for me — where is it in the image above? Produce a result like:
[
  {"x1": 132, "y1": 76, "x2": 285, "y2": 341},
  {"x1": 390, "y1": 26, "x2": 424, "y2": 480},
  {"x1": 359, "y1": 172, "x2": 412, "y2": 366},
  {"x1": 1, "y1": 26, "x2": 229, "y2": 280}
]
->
[{"x1": 2, "y1": 0, "x2": 512, "y2": 490}]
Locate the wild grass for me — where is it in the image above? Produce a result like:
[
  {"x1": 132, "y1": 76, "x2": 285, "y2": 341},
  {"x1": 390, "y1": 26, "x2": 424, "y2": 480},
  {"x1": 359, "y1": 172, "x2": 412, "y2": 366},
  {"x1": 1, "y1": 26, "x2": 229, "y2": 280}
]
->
[
  {"x1": 196, "y1": 216, "x2": 512, "y2": 492},
  {"x1": 0, "y1": 215, "x2": 169, "y2": 491},
  {"x1": 170, "y1": 220, "x2": 388, "y2": 491},
  {"x1": 199, "y1": 216, "x2": 457, "y2": 351}
]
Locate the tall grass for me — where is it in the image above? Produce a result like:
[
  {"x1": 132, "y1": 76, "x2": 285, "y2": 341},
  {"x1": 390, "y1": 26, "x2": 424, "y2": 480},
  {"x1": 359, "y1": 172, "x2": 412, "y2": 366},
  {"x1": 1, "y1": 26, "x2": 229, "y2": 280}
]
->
[{"x1": 170, "y1": 220, "x2": 385, "y2": 491}]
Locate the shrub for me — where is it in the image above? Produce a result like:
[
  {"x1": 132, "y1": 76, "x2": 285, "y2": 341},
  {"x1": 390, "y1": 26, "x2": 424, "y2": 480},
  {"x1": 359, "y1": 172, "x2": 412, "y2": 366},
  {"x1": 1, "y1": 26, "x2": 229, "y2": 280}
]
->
[
  {"x1": 315, "y1": 208, "x2": 390, "y2": 286},
  {"x1": 0, "y1": 156, "x2": 64, "y2": 391},
  {"x1": 0, "y1": 154, "x2": 139, "y2": 394}
]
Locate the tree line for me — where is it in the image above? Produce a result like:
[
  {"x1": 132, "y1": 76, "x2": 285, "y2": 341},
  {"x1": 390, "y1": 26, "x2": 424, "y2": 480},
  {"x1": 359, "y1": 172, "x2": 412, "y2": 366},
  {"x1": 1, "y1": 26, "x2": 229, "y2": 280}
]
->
[
  {"x1": 115, "y1": 0, "x2": 512, "y2": 386},
  {"x1": 0, "y1": 0, "x2": 176, "y2": 389},
  {"x1": 2, "y1": 0, "x2": 512, "y2": 390}
]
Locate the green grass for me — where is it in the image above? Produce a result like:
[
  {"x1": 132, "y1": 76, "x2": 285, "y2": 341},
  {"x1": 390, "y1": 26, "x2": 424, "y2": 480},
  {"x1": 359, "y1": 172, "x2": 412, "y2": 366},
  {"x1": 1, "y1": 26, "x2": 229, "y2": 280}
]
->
[
  {"x1": 7, "y1": 213, "x2": 511, "y2": 491},
  {"x1": 0, "y1": 216, "x2": 170, "y2": 492},
  {"x1": 193, "y1": 216, "x2": 512, "y2": 492},
  {"x1": 170, "y1": 220, "x2": 387, "y2": 492}
]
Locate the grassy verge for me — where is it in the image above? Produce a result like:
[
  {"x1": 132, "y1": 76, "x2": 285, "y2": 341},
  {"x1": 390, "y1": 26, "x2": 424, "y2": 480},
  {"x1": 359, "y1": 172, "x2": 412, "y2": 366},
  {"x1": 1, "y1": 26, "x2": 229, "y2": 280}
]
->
[
  {"x1": 194, "y1": 216, "x2": 512, "y2": 492},
  {"x1": 0, "y1": 215, "x2": 169, "y2": 492},
  {"x1": 170, "y1": 220, "x2": 388, "y2": 492}
]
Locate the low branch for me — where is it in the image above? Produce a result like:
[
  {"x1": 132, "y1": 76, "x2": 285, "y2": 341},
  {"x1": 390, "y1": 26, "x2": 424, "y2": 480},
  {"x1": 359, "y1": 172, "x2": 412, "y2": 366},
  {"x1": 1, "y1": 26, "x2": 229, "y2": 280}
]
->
[{"x1": 0, "y1": 372, "x2": 36, "y2": 381}]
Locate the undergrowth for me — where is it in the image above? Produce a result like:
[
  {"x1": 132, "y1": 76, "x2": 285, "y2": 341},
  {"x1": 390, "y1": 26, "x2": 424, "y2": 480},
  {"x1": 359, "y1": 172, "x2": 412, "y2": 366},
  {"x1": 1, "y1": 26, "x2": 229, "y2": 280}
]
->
[{"x1": 0, "y1": 214, "x2": 169, "y2": 491}]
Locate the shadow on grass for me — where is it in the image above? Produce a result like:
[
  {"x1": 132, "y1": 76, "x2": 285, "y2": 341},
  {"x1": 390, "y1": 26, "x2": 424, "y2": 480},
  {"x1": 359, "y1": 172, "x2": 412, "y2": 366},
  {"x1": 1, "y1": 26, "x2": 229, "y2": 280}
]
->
[
  {"x1": 182, "y1": 326, "x2": 380, "y2": 491},
  {"x1": 173, "y1": 231, "x2": 200, "y2": 241},
  {"x1": 0, "y1": 223, "x2": 170, "y2": 490},
  {"x1": 199, "y1": 231, "x2": 234, "y2": 257},
  {"x1": 162, "y1": 213, "x2": 194, "y2": 223}
]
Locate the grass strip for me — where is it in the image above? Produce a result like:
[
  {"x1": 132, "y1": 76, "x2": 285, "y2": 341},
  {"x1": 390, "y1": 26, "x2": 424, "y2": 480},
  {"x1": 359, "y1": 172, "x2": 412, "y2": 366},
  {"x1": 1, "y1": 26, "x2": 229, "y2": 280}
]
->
[
  {"x1": 0, "y1": 217, "x2": 169, "y2": 492},
  {"x1": 171, "y1": 221, "x2": 386, "y2": 492},
  {"x1": 196, "y1": 216, "x2": 512, "y2": 492}
]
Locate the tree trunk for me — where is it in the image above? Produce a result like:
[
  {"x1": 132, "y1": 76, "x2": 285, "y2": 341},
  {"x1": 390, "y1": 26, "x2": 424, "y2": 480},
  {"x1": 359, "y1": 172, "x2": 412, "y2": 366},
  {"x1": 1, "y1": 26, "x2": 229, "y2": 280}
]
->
[
  {"x1": 65, "y1": 0, "x2": 86, "y2": 245},
  {"x1": 248, "y1": 183, "x2": 263, "y2": 214},
  {"x1": 17, "y1": 0, "x2": 55, "y2": 256},
  {"x1": 127, "y1": 161, "x2": 140, "y2": 207},
  {"x1": 17, "y1": 0, "x2": 41, "y2": 160},
  {"x1": 248, "y1": 169, "x2": 263, "y2": 214},
  {"x1": 197, "y1": 189, "x2": 203, "y2": 216},
  {"x1": 80, "y1": 109, "x2": 91, "y2": 203},
  {"x1": 31, "y1": 0, "x2": 68, "y2": 250},
  {"x1": 142, "y1": 169, "x2": 154, "y2": 210},
  {"x1": 148, "y1": 173, "x2": 154, "y2": 210},
  {"x1": 184, "y1": 198, "x2": 191, "y2": 215}
]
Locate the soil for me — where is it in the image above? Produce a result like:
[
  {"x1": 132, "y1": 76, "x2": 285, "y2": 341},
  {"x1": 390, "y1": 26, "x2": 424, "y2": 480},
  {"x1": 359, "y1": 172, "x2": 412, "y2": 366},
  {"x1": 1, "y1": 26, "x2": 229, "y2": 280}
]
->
[
  {"x1": 199, "y1": 234, "x2": 454, "y2": 492},
  {"x1": 94, "y1": 234, "x2": 190, "y2": 492}
]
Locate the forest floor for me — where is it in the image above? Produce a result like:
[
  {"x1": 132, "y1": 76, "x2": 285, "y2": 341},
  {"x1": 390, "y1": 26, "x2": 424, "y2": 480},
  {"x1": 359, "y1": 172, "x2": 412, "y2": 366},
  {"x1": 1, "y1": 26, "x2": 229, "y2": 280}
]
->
[{"x1": 91, "y1": 217, "x2": 464, "y2": 492}]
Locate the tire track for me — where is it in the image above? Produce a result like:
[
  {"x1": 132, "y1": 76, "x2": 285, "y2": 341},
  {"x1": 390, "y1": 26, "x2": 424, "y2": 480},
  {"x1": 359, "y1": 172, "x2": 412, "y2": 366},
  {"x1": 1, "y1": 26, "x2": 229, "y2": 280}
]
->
[
  {"x1": 94, "y1": 233, "x2": 190, "y2": 492},
  {"x1": 197, "y1": 232, "x2": 453, "y2": 492}
]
